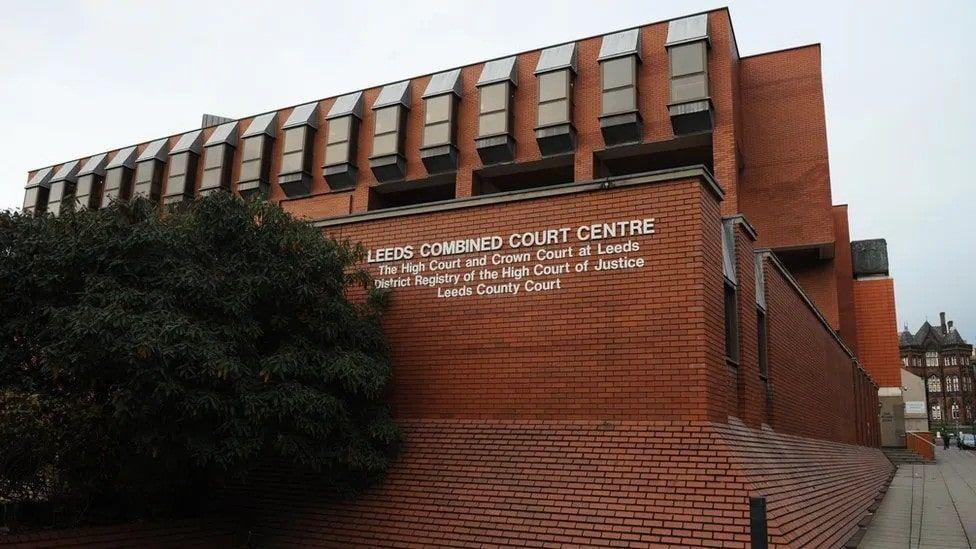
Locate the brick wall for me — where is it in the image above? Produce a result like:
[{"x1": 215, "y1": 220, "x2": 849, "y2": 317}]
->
[
  {"x1": 833, "y1": 205, "x2": 859, "y2": 351},
  {"x1": 229, "y1": 419, "x2": 890, "y2": 548},
  {"x1": 329, "y1": 175, "x2": 718, "y2": 421},
  {"x1": 762, "y1": 255, "x2": 877, "y2": 445},
  {"x1": 737, "y1": 45, "x2": 834, "y2": 252},
  {"x1": 853, "y1": 277, "x2": 903, "y2": 388}
]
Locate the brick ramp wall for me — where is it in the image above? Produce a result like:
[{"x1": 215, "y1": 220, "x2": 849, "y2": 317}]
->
[
  {"x1": 226, "y1": 419, "x2": 890, "y2": 548},
  {"x1": 717, "y1": 421, "x2": 893, "y2": 548},
  {"x1": 0, "y1": 518, "x2": 240, "y2": 548}
]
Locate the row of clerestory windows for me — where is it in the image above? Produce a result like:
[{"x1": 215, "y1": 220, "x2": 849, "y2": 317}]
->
[{"x1": 23, "y1": 14, "x2": 714, "y2": 214}]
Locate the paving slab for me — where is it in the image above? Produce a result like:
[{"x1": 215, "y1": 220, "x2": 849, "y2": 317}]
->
[{"x1": 861, "y1": 447, "x2": 975, "y2": 548}]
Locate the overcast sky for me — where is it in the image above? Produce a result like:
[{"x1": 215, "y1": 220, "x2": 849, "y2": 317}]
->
[{"x1": 1, "y1": 0, "x2": 973, "y2": 339}]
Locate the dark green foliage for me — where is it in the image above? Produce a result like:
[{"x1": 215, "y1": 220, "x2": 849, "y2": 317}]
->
[{"x1": 0, "y1": 195, "x2": 399, "y2": 527}]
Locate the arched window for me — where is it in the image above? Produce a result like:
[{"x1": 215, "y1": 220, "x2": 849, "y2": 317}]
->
[
  {"x1": 932, "y1": 404, "x2": 942, "y2": 420},
  {"x1": 928, "y1": 376, "x2": 942, "y2": 393},
  {"x1": 952, "y1": 402, "x2": 961, "y2": 420},
  {"x1": 926, "y1": 351, "x2": 939, "y2": 366},
  {"x1": 902, "y1": 356, "x2": 908, "y2": 367}
]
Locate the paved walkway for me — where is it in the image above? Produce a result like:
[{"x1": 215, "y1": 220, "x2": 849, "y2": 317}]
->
[{"x1": 861, "y1": 447, "x2": 976, "y2": 548}]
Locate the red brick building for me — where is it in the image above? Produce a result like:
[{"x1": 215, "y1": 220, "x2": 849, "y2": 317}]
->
[
  {"x1": 900, "y1": 314, "x2": 975, "y2": 427},
  {"x1": 13, "y1": 8, "x2": 901, "y2": 548}
]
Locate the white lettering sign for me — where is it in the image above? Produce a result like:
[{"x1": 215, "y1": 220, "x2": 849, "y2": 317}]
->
[{"x1": 368, "y1": 216, "x2": 655, "y2": 299}]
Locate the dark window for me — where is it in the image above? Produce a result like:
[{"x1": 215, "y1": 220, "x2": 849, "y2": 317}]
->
[
  {"x1": 724, "y1": 282, "x2": 739, "y2": 362},
  {"x1": 757, "y1": 308, "x2": 768, "y2": 378}
]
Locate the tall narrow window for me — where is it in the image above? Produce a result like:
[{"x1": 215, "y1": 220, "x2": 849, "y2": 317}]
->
[
  {"x1": 323, "y1": 91, "x2": 363, "y2": 190},
  {"x1": 725, "y1": 282, "x2": 740, "y2": 362},
  {"x1": 757, "y1": 308, "x2": 768, "y2": 378},
  {"x1": 369, "y1": 81, "x2": 410, "y2": 183},
  {"x1": 420, "y1": 69, "x2": 461, "y2": 174},
  {"x1": 534, "y1": 43, "x2": 577, "y2": 156},
  {"x1": 475, "y1": 56, "x2": 517, "y2": 165},
  {"x1": 23, "y1": 166, "x2": 54, "y2": 214},
  {"x1": 721, "y1": 220, "x2": 739, "y2": 363},
  {"x1": 163, "y1": 130, "x2": 202, "y2": 205},
  {"x1": 598, "y1": 29, "x2": 641, "y2": 146},
  {"x1": 133, "y1": 138, "x2": 169, "y2": 202},
  {"x1": 279, "y1": 102, "x2": 318, "y2": 197},
  {"x1": 47, "y1": 160, "x2": 80, "y2": 216},
  {"x1": 200, "y1": 121, "x2": 238, "y2": 196},
  {"x1": 102, "y1": 146, "x2": 137, "y2": 207},
  {"x1": 75, "y1": 153, "x2": 108, "y2": 211},
  {"x1": 238, "y1": 113, "x2": 277, "y2": 199},
  {"x1": 666, "y1": 14, "x2": 713, "y2": 133}
]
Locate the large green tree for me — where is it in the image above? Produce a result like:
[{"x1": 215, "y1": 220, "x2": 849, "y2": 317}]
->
[{"x1": 0, "y1": 195, "x2": 398, "y2": 526}]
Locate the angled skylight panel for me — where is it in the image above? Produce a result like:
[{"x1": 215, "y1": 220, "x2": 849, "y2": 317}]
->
[
  {"x1": 205, "y1": 121, "x2": 239, "y2": 147},
  {"x1": 666, "y1": 13, "x2": 709, "y2": 46},
  {"x1": 171, "y1": 129, "x2": 203, "y2": 155},
  {"x1": 137, "y1": 138, "x2": 170, "y2": 162},
  {"x1": 598, "y1": 28, "x2": 641, "y2": 61},
  {"x1": 241, "y1": 112, "x2": 278, "y2": 138},
  {"x1": 106, "y1": 146, "x2": 138, "y2": 169},
  {"x1": 78, "y1": 153, "x2": 109, "y2": 176},
  {"x1": 374, "y1": 80, "x2": 411, "y2": 109},
  {"x1": 479, "y1": 56, "x2": 518, "y2": 88},
  {"x1": 327, "y1": 91, "x2": 364, "y2": 120},
  {"x1": 423, "y1": 68, "x2": 462, "y2": 99},
  {"x1": 535, "y1": 43, "x2": 577, "y2": 74},
  {"x1": 51, "y1": 160, "x2": 80, "y2": 183},
  {"x1": 283, "y1": 102, "x2": 319, "y2": 129}
]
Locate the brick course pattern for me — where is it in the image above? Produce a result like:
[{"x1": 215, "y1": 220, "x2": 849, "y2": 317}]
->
[
  {"x1": 853, "y1": 278, "x2": 903, "y2": 388},
  {"x1": 231, "y1": 420, "x2": 891, "y2": 548}
]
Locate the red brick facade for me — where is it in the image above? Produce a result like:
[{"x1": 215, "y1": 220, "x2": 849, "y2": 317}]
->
[
  {"x1": 14, "y1": 7, "x2": 901, "y2": 548},
  {"x1": 225, "y1": 171, "x2": 887, "y2": 547},
  {"x1": 853, "y1": 278, "x2": 903, "y2": 389}
]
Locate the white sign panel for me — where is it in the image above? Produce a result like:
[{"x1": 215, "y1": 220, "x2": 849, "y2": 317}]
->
[{"x1": 904, "y1": 401, "x2": 926, "y2": 415}]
